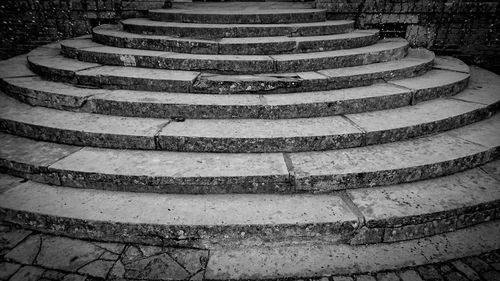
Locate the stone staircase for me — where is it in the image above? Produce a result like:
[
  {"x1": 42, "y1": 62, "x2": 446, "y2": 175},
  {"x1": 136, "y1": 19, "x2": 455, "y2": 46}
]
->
[{"x1": 0, "y1": 1, "x2": 499, "y2": 280}]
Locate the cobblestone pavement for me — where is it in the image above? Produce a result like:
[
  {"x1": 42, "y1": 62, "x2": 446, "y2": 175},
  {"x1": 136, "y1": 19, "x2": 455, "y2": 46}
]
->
[{"x1": 1, "y1": 222, "x2": 500, "y2": 281}]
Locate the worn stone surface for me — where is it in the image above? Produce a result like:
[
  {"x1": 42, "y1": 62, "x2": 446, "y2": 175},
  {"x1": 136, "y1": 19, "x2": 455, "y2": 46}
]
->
[
  {"x1": 0, "y1": 262, "x2": 21, "y2": 280},
  {"x1": 348, "y1": 167, "x2": 500, "y2": 228},
  {"x1": 48, "y1": 146, "x2": 290, "y2": 193},
  {"x1": 290, "y1": 131, "x2": 488, "y2": 192},
  {"x1": 389, "y1": 69, "x2": 470, "y2": 103},
  {"x1": 5, "y1": 235, "x2": 41, "y2": 264},
  {"x1": 158, "y1": 115, "x2": 364, "y2": 153},
  {"x1": 0, "y1": 93, "x2": 167, "y2": 150},
  {"x1": 0, "y1": 55, "x2": 35, "y2": 79},
  {"x1": 433, "y1": 56, "x2": 470, "y2": 73},
  {"x1": 8, "y1": 266, "x2": 44, "y2": 281},
  {"x1": 149, "y1": 8, "x2": 326, "y2": 24},
  {"x1": 27, "y1": 54, "x2": 100, "y2": 82},
  {"x1": 122, "y1": 18, "x2": 354, "y2": 39}
]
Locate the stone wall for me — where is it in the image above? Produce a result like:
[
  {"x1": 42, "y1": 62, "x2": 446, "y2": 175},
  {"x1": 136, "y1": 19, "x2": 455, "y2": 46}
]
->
[
  {"x1": 0, "y1": 0, "x2": 167, "y2": 60},
  {"x1": 316, "y1": 0, "x2": 500, "y2": 73}
]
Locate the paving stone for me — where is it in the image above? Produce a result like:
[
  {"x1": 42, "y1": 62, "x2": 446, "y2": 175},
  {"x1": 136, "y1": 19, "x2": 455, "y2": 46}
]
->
[
  {"x1": 122, "y1": 18, "x2": 354, "y2": 38},
  {"x1": 0, "y1": 262, "x2": 21, "y2": 280},
  {"x1": 36, "y1": 236, "x2": 106, "y2": 272},
  {"x1": 452, "y1": 66, "x2": 500, "y2": 106},
  {"x1": 416, "y1": 265, "x2": 444, "y2": 280},
  {"x1": 463, "y1": 257, "x2": 492, "y2": 273},
  {"x1": 167, "y1": 248, "x2": 209, "y2": 274},
  {"x1": 78, "y1": 259, "x2": 115, "y2": 278},
  {"x1": 5, "y1": 235, "x2": 41, "y2": 264},
  {"x1": 28, "y1": 55, "x2": 100, "y2": 82},
  {"x1": 399, "y1": 270, "x2": 424, "y2": 281},
  {"x1": 0, "y1": 229, "x2": 32, "y2": 252},
  {"x1": 333, "y1": 277, "x2": 354, "y2": 281},
  {"x1": 481, "y1": 270, "x2": 500, "y2": 281},
  {"x1": 0, "y1": 173, "x2": 23, "y2": 194},
  {"x1": 42, "y1": 270, "x2": 67, "y2": 280},
  {"x1": 443, "y1": 272, "x2": 467, "y2": 281},
  {"x1": 376, "y1": 272, "x2": 400, "y2": 281},
  {"x1": 62, "y1": 274, "x2": 87, "y2": 281},
  {"x1": 451, "y1": 260, "x2": 481, "y2": 281},
  {"x1": 8, "y1": 266, "x2": 44, "y2": 281},
  {"x1": 121, "y1": 246, "x2": 190, "y2": 280},
  {"x1": 108, "y1": 260, "x2": 125, "y2": 279}
]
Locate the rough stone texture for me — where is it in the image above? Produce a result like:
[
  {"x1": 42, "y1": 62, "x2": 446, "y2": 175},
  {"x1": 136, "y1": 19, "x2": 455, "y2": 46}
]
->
[
  {"x1": 290, "y1": 128, "x2": 489, "y2": 192},
  {"x1": 0, "y1": 180, "x2": 357, "y2": 245},
  {"x1": 8, "y1": 266, "x2": 44, "y2": 281},
  {"x1": 149, "y1": 8, "x2": 327, "y2": 24},
  {"x1": 5, "y1": 235, "x2": 41, "y2": 264},
  {"x1": 122, "y1": 18, "x2": 355, "y2": 39}
]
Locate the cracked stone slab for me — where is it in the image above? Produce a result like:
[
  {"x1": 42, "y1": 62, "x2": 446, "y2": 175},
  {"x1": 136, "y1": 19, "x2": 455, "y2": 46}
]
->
[
  {"x1": 348, "y1": 167, "x2": 500, "y2": 228},
  {"x1": 0, "y1": 93, "x2": 168, "y2": 150},
  {"x1": 0, "y1": 180, "x2": 357, "y2": 245},
  {"x1": 122, "y1": 18, "x2": 354, "y2": 39},
  {"x1": 47, "y1": 146, "x2": 290, "y2": 193},
  {"x1": 5, "y1": 234, "x2": 41, "y2": 264},
  {"x1": 289, "y1": 128, "x2": 491, "y2": 192},
  {"x1": 8, "y1": 266, "x2": 44, "y2": 281},
  {"x1": 157, "y1": 116, "x2": 364, "y2": 152},
  {"x1": 27, "y1": 54, "x2": 101, "y2": 82}
]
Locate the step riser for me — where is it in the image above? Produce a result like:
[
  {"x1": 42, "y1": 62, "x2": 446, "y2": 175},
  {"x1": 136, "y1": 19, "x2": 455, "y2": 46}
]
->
[
  {"x1": 122, "y1": 21, "x2": 355, "y2": 39},
  {"x1": 60, "y1": 42, "x2": 408, "y2": 74},
  {"x1": 93, "y1": 27, "x2": 380, "y2": 55},
  {"x1": 149, "y1": 10, "x2": 327, "y2": 24}
]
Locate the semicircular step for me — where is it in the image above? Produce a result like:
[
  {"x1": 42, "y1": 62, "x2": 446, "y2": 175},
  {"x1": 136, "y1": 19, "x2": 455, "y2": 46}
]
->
[
  {"x1": 0, "y1": 160, "x2": 499, "y2": 248},
  {"x1": 0, "y1": 112, "x2": 498, "y2": 193},
  {"x1": 0, "y1": 67, "x2": 470, "y2": 119},
  {"x1": 148, "y1": 8, "x2": 327, "y2": 24},
  {"x1": 60, "y1": 37, "x2": 408, "y2": 74},
  {"x1": 121, "y1": 18, "x2": 355, "y2": 39},
  {"x1": 0, "y1": 65, "x2": 496, "y2": 153},
  {"x1": 26, "y1": 47, "x2": 435, "y2": 94},
  {"x1": 93, "y1": 25, "x2": 380, "y2": 55}
]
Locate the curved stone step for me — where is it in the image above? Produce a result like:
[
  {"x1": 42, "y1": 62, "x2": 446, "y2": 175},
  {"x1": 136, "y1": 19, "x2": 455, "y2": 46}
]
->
[
  {"x1": 0, "y1": 74, "x2": 497, "y2": 153},
  {"x1": 27, "y1": 48, "x2": 434, "y2": 94},
  {"x1": 0, "y1": 113, "x2": 498, "y2": 193},
  {"x1": 0, "y1": 162, "x2": 499, "y2": 249},
  {"x1": 148, "y1": 8, "x2": 327, "y2": 24},
  {"x1": 0, "y1": 69, "x2": 470, "y2": 119},
  {"x1": 93, "y1": 25, "x2": 379, "y2": 55},
  {"x1": 61, "y1": 38, "x2": 407, "y2": 74},
  {"x1": 121, "y1": 18, "x2": 355, "y2": 39}
]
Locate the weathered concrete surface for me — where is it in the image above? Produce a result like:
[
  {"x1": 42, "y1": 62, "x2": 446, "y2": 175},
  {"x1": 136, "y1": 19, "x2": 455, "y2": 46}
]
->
[{"x1": 122, "y1": 18, "x2": 354, "y2": 39}]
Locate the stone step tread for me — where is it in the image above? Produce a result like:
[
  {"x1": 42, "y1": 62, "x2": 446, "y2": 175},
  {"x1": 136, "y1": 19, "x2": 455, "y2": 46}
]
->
[
  {"x1": 121, "y1": 18, "x2": 355, "y2": 38},
  {"x1": 27, "y1": 47, "x2": 435, "y2": 94},
  {"x1": 0, "y1": 68, "x2": 470, "y2": 119},
  {"x1": 0, "y1": 69, "x2": 496, "y2": 152},
  {"x1": 0, "y1": 161, "x2": 499, "y2": 245},
  {"x1": 61, "y1": 37, "x2": 407, "y2": 73},
  {"x1": 171, "y1": 2, "x2": 315, "y2": 9},
  {"x1": 148, "y1": 8, "x2": 326, "y2": 24},
  {"x1": 93, "y1": 24, "x2": 380, "y2": 55},
  {"x1": 0, "y1": 114, "x2": 498, "y2": 193}
]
